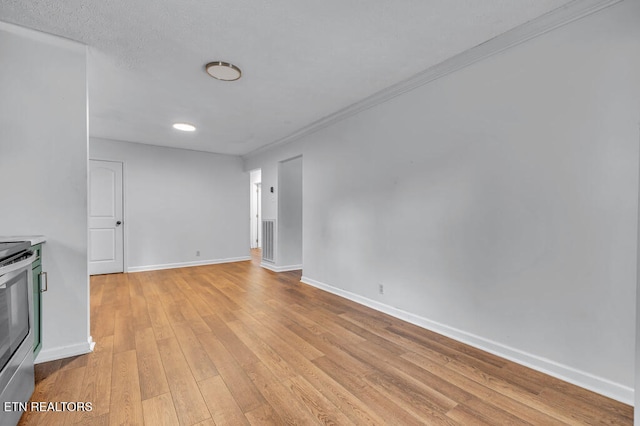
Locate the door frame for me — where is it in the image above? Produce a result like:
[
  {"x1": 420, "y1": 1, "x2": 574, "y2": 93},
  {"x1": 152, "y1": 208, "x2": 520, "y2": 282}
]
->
[
  {"x1": 249, "y1": 169, "x2": 262, "y2": 249},
  {"x1": 255, "y1": 182, "x2": 262, "y2": 248},
  {"x1": 89, "y1": 158, "x2": 127, "y2": 274}
]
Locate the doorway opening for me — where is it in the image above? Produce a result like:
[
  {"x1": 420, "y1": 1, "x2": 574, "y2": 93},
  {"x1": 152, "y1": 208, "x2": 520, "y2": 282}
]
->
[{"x1": 249, "y1": 169, "x2": 262, "y2": 261}]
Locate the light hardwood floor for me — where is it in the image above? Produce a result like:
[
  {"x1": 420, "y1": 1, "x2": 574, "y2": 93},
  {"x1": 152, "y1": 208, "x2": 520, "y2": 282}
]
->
[{"x1": 19, "y1": 249, "x2": 632, "y2": 425}]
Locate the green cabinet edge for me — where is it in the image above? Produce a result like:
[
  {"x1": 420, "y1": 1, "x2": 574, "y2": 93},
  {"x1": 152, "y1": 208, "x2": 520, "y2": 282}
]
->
[{"x1": 31, "y1": 243, "x2": 43, "y2": 357}]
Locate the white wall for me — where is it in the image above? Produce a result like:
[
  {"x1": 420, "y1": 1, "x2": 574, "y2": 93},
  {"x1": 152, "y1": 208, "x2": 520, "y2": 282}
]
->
[
  {"x1": 0, "y1": 23, "x2": 91, "y2": 361},
  {"x1": 245, "y1": 0, "x2": 640, "y2": 404},
  {"x1": 278, "y1": 156, "x2": 303, "y2": 268},
  {"x1": 90, "y1": 138, "x2": 249, "y2": 271},
  {"x1": 249, "y1": 169, "x2": 262, "y2": 248}
]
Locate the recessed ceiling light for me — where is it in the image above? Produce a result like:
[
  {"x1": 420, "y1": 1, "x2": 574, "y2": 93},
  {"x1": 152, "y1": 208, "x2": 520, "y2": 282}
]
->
[
  {"x1": 205, "y1": 61, "x2": 242, "y2": 81},
  {"x1": 173, "y1": 123, "x2": 196, "y2": 132}
]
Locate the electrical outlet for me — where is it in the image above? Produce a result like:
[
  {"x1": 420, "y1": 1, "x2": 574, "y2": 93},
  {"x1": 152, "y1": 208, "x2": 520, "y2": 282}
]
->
[
  {"x1": 196, "y1": 250, "x2": 200, "y2": 257},
  {"x1": 378, "y1": 284, "x2": 384, "y2": 295}
]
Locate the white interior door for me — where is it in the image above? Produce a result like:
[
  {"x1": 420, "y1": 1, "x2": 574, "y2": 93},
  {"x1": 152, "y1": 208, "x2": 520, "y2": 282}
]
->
[{"x1": 89, "y1": 160, "x2": 124, "y2": 275}]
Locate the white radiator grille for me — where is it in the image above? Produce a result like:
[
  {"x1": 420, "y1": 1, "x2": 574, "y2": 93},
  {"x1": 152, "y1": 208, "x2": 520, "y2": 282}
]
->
[{"x1": 262, "y1": 220, "x2": 275, "y2": 263}]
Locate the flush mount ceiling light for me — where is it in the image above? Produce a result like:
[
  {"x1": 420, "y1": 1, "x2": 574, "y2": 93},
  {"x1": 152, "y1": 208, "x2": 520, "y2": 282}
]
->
[
  {"x1": 205, "y1": 61, "x2": 242, "y2": 81},
  {"x1": 172, "y1": 123, "x2": 196, "y2": 132}
]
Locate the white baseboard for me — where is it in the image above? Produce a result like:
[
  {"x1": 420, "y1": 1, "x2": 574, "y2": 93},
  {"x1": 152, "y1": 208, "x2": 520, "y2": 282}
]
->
[
  {"x1": 260, "y1": 262, "x2": 302, "y2": 272},
  {"x1": 128, "y1": 256, "x2": 251, "y2": 273},
  {"x1": 300, "y1": 275, "x2": 634, "y2": 405},
  {"x1": 35, "y1": 336, "x2": 95, "y2": 364}
]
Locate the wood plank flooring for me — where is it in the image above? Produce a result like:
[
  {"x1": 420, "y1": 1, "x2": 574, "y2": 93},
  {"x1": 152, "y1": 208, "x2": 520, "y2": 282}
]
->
[{"x1": 19, "y1": 250, "x2": 633, "y2": 425}]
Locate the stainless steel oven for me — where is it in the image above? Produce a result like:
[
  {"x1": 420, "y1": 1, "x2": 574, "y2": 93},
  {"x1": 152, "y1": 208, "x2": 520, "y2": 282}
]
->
[{"x1": 0, "y1": 241, "x2": 36, "y2": 426}]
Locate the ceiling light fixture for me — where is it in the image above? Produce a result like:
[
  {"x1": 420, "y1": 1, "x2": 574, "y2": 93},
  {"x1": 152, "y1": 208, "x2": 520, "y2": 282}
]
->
[
  {"x1": 173, "y1": 123, "x2": 196, "y2": 132},
  {"x1": 205, "y1": 61, "x2": 242, "y2": 81}
]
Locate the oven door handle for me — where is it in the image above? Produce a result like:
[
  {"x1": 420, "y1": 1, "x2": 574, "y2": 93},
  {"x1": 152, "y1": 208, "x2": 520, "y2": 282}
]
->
[
  {"x1": 0, "y1": 251, "x2": 37, "y2": 285},
  {"x1": 40, "y1": 272, "x2": 48, "y2": 292}
]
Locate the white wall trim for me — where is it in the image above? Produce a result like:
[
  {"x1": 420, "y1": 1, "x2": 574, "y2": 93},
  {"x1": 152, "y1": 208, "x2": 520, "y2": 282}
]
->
[
  {"x1": 35, "y1": 336, "x2": 94, "y2": 364},
  {"x1": 244, "y1": 0, "x2": 622, "y2": 159},
  {"x1": 635, "y1": 122, "x2": 640, "y2": 423},
  {"x1": 300, "y1": 275, "x2": 634, "y2": 405},
  {"x1": 260, "y1": 262, "x2": 302, "y2": 273},
  {"x1": 127, "y1": 256, "x2": 251, "y2": 273}
]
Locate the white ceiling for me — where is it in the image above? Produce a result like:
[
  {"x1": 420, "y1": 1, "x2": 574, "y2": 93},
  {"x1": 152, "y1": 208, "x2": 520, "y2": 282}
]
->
[{"x1": 0, "y1": 0, "x2": 573, "y2": 156}]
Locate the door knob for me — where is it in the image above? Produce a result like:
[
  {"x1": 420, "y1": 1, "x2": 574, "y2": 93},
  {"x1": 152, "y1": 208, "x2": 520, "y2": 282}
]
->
[{"x1": 116, "y1": 221, "x2": 122, "y2": 226}]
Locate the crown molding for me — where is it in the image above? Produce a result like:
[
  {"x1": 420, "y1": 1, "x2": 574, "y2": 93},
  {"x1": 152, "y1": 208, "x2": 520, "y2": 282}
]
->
[
  {"x1": 244, "y1": 0, "x2": 623, "y2": 159},
  {"x1": 0, "y1": 20, "x2": 86, "y2": 51}
]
